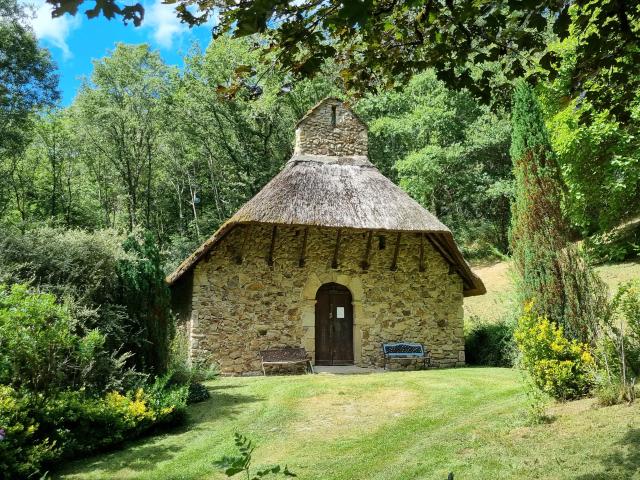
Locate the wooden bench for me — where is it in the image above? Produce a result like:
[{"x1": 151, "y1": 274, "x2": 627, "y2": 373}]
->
[
  {"x1": 260, "y1": 348, "x2": 314, "y2": 376},
  {"x1": 382, "y1": 342, "x2": 431, "y2": 370}
]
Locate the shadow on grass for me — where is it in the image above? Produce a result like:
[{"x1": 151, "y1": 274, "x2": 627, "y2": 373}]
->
[
  {"x1": 54, "y1": 386, "x2": 263, "y2": 477},
  {"x1": 188, "y1": 384, "x2": 264, "y2": 428},
  {"x1": 574, "y1": 427, "x2": 640, "y2": 480}
]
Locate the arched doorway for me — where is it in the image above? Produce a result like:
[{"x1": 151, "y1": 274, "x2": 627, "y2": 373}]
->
[{"x1": 315, "y1": 283, "x2": 353, "y2": 365}]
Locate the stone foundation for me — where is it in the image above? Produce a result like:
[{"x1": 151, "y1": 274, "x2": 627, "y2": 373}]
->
[{"x1": 182, "y1": 223, "x2": 465, "y2": 375}]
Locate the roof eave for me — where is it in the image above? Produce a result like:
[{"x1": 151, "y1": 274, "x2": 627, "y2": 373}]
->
[{"x1": 166, "y1": 221, "x2": 486, "y2": 297}]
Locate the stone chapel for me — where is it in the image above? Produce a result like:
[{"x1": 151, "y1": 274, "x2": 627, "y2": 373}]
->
[{"x1": 167, "y1": 97, "x2": 486, "y2": 374}]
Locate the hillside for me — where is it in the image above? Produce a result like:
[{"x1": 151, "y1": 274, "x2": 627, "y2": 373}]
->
[{"x1": 465, "y1": 259, "x2": 640, "y2": 323}]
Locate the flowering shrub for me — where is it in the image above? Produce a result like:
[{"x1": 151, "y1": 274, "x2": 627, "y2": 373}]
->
[
  {"x1": 105, "y1": 389, "x2": 158, "y2": 426},
  {"x1": 0, "y1": 285, "x2": 190, "y2": 478},
  {"x1": 515, "y1": 302, "x2": 594, "y2": 400},
  {"x1": 0, "y1": 382, "x2": 188, "y2": 478},
  {"x1": 0, "y1": 386, "x2": 57, "y2": 478}
]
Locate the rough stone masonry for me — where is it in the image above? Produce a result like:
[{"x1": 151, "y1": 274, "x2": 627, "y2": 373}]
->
[{"x1": 189, "y1": 224, "x2": 465, "y2": 374}]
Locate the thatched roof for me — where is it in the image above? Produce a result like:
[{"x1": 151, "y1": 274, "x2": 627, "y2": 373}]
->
[
  {"x1": 167, "y1": 99, "x2": 485, "y2": 296},
  {"x1": 232, "y1": 154, "x2": 447, "y2": 231}
]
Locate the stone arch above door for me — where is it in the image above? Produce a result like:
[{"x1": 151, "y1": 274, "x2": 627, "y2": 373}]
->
[{"x1": 300, "y1": 272, "x2": 365, "y2": 365}]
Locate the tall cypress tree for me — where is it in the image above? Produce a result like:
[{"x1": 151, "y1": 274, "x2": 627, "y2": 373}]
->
[{"x1": 510, "y1": 81, "x2": 606, "y2": 342}]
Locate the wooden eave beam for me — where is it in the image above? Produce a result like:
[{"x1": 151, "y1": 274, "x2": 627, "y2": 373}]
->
[
  {"x1": 361, "y1": 231, "x2": 373, "y2": 270},
  {"x1": 426, "y1": 233, "x2": 456, "y2": 266},
  {"x1": 331, "y1": 229, "x2": 342, "y2": 269},
  {"x1": 419, "y1": 233, "x2": 425, "y2": 272},
  {"x1": 234, "y1": 224, "x2": 248, "y2": 265},
  {"x1": 390, "y1": 232, "x2": 401, "y2": 271},
  {"x1": 430, "y1": 232, "x2": 474, "y2": 290},
  {"x1": 267, "y1": 225, "x2": 277, "y2": 267},
  {"x1": 298, "y1": 227, "x2": 308, "y2": 267}
]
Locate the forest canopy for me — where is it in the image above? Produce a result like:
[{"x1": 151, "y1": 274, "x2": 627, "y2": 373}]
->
[
  {"x1": 0, "y1": 35, "x2": 518, "y2": 265},
  {"x1": 2, "y1": 3, "x2": 640, "y2": 267},
  {"x1": 43, "y1": 0, "x2": 640, "y2": 123}
]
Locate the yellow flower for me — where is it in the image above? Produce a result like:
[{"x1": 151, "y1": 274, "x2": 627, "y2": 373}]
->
[
  {"x1": 550, "y1": 341, "x2": 564, "y2": 353},
  {"x1": 581, "y1": 350, "x2": 594, "y2": 364}
]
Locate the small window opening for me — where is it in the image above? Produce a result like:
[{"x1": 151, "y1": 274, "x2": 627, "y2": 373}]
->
[
  {"x1": 331, "y1": 105, "x2": 337, "y2": 128},
  {"x1": 378, "y1": 235, "x2": 386, "y2": 250}
]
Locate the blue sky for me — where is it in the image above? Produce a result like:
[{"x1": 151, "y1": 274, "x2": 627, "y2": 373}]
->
[{"x1": 29, "y1": 0, "x2": 217, "y2": 105}]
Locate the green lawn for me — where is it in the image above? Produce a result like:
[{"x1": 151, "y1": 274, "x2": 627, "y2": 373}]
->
[{"x1": 56, "y1": 368, "x2": 640, "y2": 480}]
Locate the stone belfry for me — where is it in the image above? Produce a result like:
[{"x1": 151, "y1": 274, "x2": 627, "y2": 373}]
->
[{"x1": 294, "y1": 98, "x2": 368, "y2": 157}]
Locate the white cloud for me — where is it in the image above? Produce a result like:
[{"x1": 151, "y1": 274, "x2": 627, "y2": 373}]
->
[
  {"x1": 29, "y1": 1, "x2": 82, "y2": 59},
  {"x1": 144, "y1": 0, "x2": 185, "y2": 49},
  {"x1": 143, "y1": 0, "x2": 217, "y2": 50}
]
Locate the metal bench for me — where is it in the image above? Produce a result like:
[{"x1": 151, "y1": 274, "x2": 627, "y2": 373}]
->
[
  {"x1": 382, "y1": 342, "x2": 431, "y2": 370},
  {"x1": 260, "y1": 347, "x2": 314, "y2": 376}
]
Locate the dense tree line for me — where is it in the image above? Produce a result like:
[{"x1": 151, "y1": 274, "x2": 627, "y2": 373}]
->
[
  {"x1": 3, "y1": 1, "x2": 640, "y2": 268},
  {"x1": 0, "y1": 38, "x2": 337, "y2": 268},
  {"x1": 1, "y1": 38, "x2": 517, "y2": 266}
]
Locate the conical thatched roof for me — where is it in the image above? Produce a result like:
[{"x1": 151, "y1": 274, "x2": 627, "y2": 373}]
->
[
  {"x1": 232, "y1": 154, "x2": 448, "y2": 231},
  {"x1": 167, "y1": 98, "x2": 485, "y2": 296}
]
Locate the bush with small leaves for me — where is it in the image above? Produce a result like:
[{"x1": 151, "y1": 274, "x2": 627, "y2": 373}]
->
[
  {"x1": 187, "y1": 383, "x2": 210, "y2": 404},
  {"x1": 0, "y1": 381, "x2": 188, "y2": 479},
  {"x1": 515, "y1": 302, "x2": 595, "y2": 400},
  {"x1": 593, "y1": 280, "x2": 640, "y2": 405},
  {"x1": 0, "y1": 386, "x2": 57, "y2": 479},
  {"x1": 465, "y1": 316, "x2": 516, "y2": 367}
]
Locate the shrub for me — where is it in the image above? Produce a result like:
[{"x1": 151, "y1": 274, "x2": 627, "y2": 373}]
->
[
  {"x1": 166, "y1": 331, "x2": 216, "y2": 404},
  {"x1": 0, "y1": 227, "x2": 173, "y2": 374},
  {"x1": 0, "y1": 385, "x2": 57, "y2": 479},
  {"x1": 0, "y1": 284, "x2": 188, "y2": 478},
  {"x1": 515, "y1": 302, "x2": 594, "y2": 400},
  {"x1": 585, "y1": 228, "x2": 640, "y2": 264},
  {"x1": 522, "y1": 379, "x2": 552, "y2": 425},
  {"x1": 465, "y1": 316, "x2": 515, "y2": 367},
  {"x1": 167, "y1": 329, "x2": 219, "y2": 387},
  {"x1": 0, "y1": 383, "x2": 188, "y2": 478},
  {"x1": 145, "y1": 374, "x2": 189, "y2": 426},
  {"x1": 117, "y1": 232, "x2": 173, "y2": 373},
  {"x1": 593, "y1": 374, "x2": 633, "y2": 406},
  {"x1": 593, "y1": 280, "x2": 640, "y2": 404},
  {"x1": 0, "y1": 284, "x2": 134, "y2": 395},
  {"x1": 188, "y1": 382, "x2": 211, "y2": 404},
  {"x1": 0, "y1": 284, "x2": 77, "y2": 393}
]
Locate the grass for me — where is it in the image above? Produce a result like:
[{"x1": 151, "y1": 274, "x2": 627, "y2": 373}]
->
[
  {"x1": 465, "y1": 259, "x2": 640, "y2": 323},
  {"x1": 56, "y1": 368, "x2": 640, "y2": 480}
]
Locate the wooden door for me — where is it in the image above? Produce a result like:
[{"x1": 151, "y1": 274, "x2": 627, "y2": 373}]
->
[{"x1": 315, "y1": 283, "x2": 353, "y2": 365}]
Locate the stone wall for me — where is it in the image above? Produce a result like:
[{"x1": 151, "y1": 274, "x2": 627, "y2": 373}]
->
[
  {"x1": 294, "y1": 99, "x2": 368, "y2": 157},
  {"x1": 186, "y1": 224, "x2": 465, "y2": 375}
]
